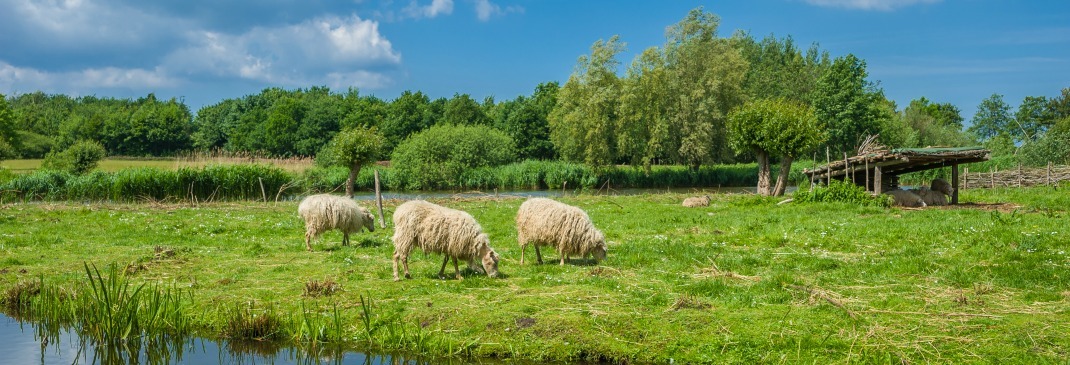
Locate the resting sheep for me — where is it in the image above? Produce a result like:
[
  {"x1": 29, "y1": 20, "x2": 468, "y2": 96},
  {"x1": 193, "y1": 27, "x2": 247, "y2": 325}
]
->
[
  {"x1": 298, "y1": 194, "x2": 375, "y2": 251},
  {"x1": 392, "y1": 200, "x2": 500, "y2": 281},
  {"x1": 885, "y1": 189, "x2": 926, "y2": 208},
  {"x1": 682, "y1": 195, "x2": 712, "y2": 207},
  {"x1": 913, "y1": 178, "x2": 954, "y2": 206},
  {"x1": 516, "y1": 198, "x2": 607, "y2": 265}
]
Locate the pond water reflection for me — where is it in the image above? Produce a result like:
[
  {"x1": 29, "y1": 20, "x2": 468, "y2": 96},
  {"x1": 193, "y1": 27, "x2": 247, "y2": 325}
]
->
[{"x1": 0, "y1": 314, "x2": 526, "y2": 365}]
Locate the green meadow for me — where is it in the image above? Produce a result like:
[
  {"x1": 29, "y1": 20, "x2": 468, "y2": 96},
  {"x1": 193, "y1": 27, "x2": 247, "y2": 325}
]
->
[{"x1": 1, "y1": 187, "x2": 1068, "y2": 363}]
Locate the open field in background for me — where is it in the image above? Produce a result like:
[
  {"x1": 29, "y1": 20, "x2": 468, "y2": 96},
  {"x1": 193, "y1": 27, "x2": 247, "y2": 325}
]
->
[{"x1": 1, "y1": 187, "x2": 1068, "y2": 363}]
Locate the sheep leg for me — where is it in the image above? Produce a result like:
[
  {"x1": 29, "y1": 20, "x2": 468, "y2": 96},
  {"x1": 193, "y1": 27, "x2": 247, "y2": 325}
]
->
[
  {"x1": 393, "y1": 251, "x2": 411, "y2": 281},
  {"x1": 438, "y1": 255, "x2": 450, "y2": 279},
  {"x1": 535, "y1": 245, "x2": 543, "y2": 265},
  {"x1": 392, "y1": 252, "x2": 401, "y2": 281},
  {"x1": 520, "y1": 244, "x2": 526, "y2": 265},
  {"x1": 342, "y1": 232, "x2": 350, "y2": 246},
  {"x1": 560, "y1": 253, "x2": 567, "y2": 266},
  {"x1": 452, "y1": 257, "x2": 462, "y2": 280},
  {"x1": 305, "y1": 230, "x2": 314, "y2": 252}
]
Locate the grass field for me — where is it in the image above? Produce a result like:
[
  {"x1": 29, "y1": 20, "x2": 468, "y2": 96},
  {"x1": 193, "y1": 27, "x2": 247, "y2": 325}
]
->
[
  {"x1": 1, "y1": 187, "x2": 1068, "y2": 363},
  {"x1": 0, "y1": 154, "x2": 315, "y2": 174}
]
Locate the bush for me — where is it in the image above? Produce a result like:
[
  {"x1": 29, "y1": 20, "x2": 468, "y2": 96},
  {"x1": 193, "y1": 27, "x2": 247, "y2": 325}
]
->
[
  {"x1": 792, "y1": 179, "x2": 891, "y2": 207},
  {"x1": 42, "y1": 140, "x2": 107, "y2": 175},
  {"x1": 390, "y1": 124, "x2": 516, "y2": 190}
]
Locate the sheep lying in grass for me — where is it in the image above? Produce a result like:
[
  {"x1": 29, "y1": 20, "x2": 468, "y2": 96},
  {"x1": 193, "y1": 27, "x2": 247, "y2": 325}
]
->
[
  {"x1": 885, "y1": 189, "x2": 926, "y2": 208},
  {"x1": 516, "y1": 198, "x2": 607, "y2": 265},
  {"x1": 392, "y1": 200, "x2": 500, "y2": 281},
  {"x1": 682, "y1": 195, "x2": 711, "y2": 207},
  {"x1": 298, "y1": 194, "x2": 375, "y2": 251}
]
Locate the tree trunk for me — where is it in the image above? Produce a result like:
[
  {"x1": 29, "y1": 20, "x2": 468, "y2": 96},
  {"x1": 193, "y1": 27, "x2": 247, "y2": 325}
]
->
[
  {"x1": 756, "y1": 150, "x2": 771, "y2": 196},
  {"x1": 772, "y1": 156, "x2": 794, "y2": 197},
  {"x1": 346, "y1": 164, "x2": 360, "y2": 198}
]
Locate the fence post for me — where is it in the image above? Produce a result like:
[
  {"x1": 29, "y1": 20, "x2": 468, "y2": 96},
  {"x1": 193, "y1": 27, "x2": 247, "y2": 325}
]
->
[
  {"x1": 375, "y1": 170, "x2": 386, "y2": 229},
  {"x1": 1017, "y1": 164, "x2": 1023, "y2": 188},
  {"x1": 963, "y1": 166, "x2": 969, "y2": 190}
]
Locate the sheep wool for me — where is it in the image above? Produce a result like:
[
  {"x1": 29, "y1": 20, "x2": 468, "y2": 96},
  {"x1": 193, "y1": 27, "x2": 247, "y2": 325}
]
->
[
  {"x1": 516, "y1": 198, "x2": 607, "y2": 265},
  {"x1": 298, "y1": 194, "x2": 375, "y2": 251},
  {"x1": 885, "y1": 189, "x2": 926, "y2": 208},
  {"x1": 392, "y1": 200, "x2": 500, "y2": 281},
  {"x1": 682, "y1": 195, "x2": 711, "y2": 207}
]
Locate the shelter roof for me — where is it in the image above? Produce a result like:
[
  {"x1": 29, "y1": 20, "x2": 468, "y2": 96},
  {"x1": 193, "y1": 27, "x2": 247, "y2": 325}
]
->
[{"x1": 803, "y1": 147, "x2": 990, "y2": 180}]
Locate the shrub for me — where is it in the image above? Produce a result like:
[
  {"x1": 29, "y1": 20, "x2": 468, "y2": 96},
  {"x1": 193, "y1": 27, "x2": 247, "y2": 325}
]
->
[
  {"x1": 792, "y1": 179, "x2": 891, "y2": 207},
  {"x1": 390, "y1": 124, "x2": 516, "y2": 190},
  {"x1": 42, "y1": 140, "x2": 107, "y2": 175}
]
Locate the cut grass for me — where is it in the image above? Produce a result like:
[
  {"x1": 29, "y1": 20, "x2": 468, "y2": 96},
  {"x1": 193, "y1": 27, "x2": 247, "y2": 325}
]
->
[{"x1": 1, "y1": 187, "x2": 1068, "y2": 363}]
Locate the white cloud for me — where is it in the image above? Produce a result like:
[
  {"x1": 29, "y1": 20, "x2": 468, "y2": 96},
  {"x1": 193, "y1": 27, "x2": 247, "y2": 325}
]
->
[
  {"x1": 403, "y1": 0, "x2": 454, "y2": 19},
  {"x1": 472, "y1": 0, "x2": 523, "y2": 21},
  {"x1": 7, "y1": 0, "x2": 180, "y2": 47},
  {"x1": 0, "y1": 61, "x2": 178, "y2": 93},
  {"x1": 165, "y1": 15, "x2": 401, "y2": 88},
  {"x1": 803, "y1": 0, "x2": 941, "y2": 11}
]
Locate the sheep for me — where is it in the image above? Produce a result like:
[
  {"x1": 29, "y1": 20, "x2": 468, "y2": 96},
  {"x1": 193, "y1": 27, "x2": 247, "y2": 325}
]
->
[
  {"x1": 516, "y1": 198, "x2": 607, "y2": 265},
  {"x1": 913, "y1": 179, "x2": 954, "y2": 206},
  {"x1": 682, "y1": 195, "x2": 712, "y2": 207},
  {"x1": 884, "y1": 189, "x2": 926, "y2": 208},
  {"x1": 298, "y1": 194, "x2": 375, "y2": 251},
  {"x1": 391, "y1": 200, "x2": 500, "y2": 281}
]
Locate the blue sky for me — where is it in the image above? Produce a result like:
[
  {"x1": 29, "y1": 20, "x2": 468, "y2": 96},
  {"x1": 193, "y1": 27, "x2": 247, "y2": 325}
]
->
[{"x1": 1, "y1": 0, "x2": 1067, "y2": 121}]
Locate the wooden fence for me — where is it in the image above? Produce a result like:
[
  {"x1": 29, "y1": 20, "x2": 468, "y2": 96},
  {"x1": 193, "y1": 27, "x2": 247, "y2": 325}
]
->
[{"x1": 962, "y1": 162, "x2": 1070, "y2": 189}]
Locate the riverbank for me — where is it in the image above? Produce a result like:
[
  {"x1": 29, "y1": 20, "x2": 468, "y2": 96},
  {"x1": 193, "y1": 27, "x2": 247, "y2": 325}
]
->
[{"x1": 2, "y1": 188, "x2": 1068, "y2": 363}]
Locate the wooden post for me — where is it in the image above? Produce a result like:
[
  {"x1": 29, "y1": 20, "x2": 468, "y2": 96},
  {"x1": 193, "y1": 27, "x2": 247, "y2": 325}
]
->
[
  {"x1": 874, "y1": 166, "x2": 882, "y2": 195},
  {"x1": 1017, "y1": 163, "x2": 1023, "y2": 188},
  {"x1": 951, "y1": 163, "x2": 959, "y2": 205},
  {"x1": 258, "y1": 177, "x2": 267, "y2": 202},
  {"x1": 843, "y1": 152, "x2": 850, "y2": 183},
  {"x1": 864, "y1": 158, "x2": 870, "y2": 192},
  {"x1": 964, "y1": 166, "x2": 969, "y2": 190},
  {"x1": 991, "y1": 168, "x2": 995, "y2": 188},
  {"x1": 1048, "y1": 161, "x2": 1053, "y2": 187},
  {"x1": 374, "y1": 170, "x2": 386, "y2": 228}
]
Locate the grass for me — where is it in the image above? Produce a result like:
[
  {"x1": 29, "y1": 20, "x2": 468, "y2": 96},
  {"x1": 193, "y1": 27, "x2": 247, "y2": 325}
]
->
[{"x1": 1, "y1": 187, "x2": 1068, "y2": 363}]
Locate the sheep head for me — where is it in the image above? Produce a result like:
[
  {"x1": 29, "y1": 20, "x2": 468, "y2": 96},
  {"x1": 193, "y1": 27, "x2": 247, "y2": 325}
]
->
[
  {"x1": 476, "y1": 234, "x2": 499, "y2": 278},
  {"x1": 931, "y1": 178, "x2": 954, "y2": 196},
  {"x1": 589, "y1": 229, "x2": 608, "y2": 263},
  {"x1": 362, "y1": 209, "x2": 376, "y2": 232}
]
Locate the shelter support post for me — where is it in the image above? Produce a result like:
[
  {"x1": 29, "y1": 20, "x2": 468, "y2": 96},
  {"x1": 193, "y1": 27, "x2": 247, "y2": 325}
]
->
[
  {"x1": 874, "y1": 166, "x2": 882, "y2": 195},
  {"x1": 951, "y1": 164, "x2": 960, "y2": 205}
]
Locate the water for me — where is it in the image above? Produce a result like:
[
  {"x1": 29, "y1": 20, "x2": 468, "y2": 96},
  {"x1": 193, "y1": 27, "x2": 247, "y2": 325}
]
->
[
  {"x1": 344, "y1": 186, "x2": 762, "y2": 202},
  {"x1": 0, "y1": 314, "x2": 527, "y2": 365}
]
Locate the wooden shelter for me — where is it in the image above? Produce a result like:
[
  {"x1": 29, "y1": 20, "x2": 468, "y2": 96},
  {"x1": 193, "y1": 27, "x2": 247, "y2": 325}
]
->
[{"x1": 803, "y1": 147, "x2": 990, "y2": 204}]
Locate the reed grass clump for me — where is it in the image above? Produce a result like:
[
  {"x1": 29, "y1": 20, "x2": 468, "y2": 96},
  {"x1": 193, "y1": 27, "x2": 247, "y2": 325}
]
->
[
  {"x1": 303, "y1": 278, "x2": 341, "y2": 298},
  {"x1": 224, "y1": 304, "x2": 283, "y2": 341}
]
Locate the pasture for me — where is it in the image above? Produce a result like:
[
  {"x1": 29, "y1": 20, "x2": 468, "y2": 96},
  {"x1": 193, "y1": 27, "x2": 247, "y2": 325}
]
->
[{"x1": 1, "y1": 188, "x2": 1068, "y2": 363}]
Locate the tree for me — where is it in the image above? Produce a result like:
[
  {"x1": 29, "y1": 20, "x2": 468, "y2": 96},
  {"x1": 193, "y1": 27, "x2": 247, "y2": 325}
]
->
[
  {"x1": 318, "y1": 126, "x2": 385, "y2": 197},
  {"x1": 548, "y1": 36, "x2": 624, "y2": 167},
  {"x1": 1014, "y1": 96, "x2": 1053, "y2": 143},
  {"x1": 899, "y1": 97, "x2": 971, "y2": 148},
  {"x1": 441, "y1": 93, "x2": 490, "y2": 126},
  {"x1": 390, "y1": 124, "x2": 516, "y2": 190},
  {"x1": 813, "y1": 54, "x2": 885, "y2": 156},
  {"x1": 41, "y1": 140, "x2": 107, "y2": 175},
  {"x1": 381, "y1": 91, "x2": 434, "y2": 154},
  {"x1": 967, "y1": 93, "x2": 1013, "y2": 143},
  {"x1": 728, "y1": 98, "x2": 824, "y2": 196},
  {"x1": 0, "y1": 94, "x2": 18, "y2": 160},
  {"x1": 733, "y1": 32, "x2": 829, "y2": 104}
]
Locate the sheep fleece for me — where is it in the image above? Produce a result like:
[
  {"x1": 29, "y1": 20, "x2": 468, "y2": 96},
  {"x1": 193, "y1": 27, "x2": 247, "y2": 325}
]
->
[
  {"x1": 392, "y1": 200, "x2": 489, "y2": 261},
  {"x1": 516, "y1": 198, "x2": 606, "y2": 258}
]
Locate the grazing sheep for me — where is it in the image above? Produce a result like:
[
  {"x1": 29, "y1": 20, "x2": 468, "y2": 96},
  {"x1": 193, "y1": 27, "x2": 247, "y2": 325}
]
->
[
  {"x1": 885, "y1": 189, "x2": 926, "y2": 208},
  {"x1": 516, "y1": 198, "x2": 607, "y2": 265},
  {"x1": 298, "y1": 194, "x2": 376, "y2": 251},
  {"x1": 392, "y1": 200, "x2": 500, "y2": 281},
  {"x1": 682, "y1": 195, "x2": 712, "y2": 207}
]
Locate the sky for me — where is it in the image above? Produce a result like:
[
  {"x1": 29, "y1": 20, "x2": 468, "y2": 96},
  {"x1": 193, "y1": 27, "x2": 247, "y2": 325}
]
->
[{"x1": 1, "y1": 0, "x2": 1068, "y2": 121}]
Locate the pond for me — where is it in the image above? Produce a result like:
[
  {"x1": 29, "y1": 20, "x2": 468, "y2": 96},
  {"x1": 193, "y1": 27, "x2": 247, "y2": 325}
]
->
[
  {"x1": 0, "y1": 313, "x2": 538, "y2": 365},
  {"x1": 345, "y1": 186, "x2": 766, "y2": 202}
]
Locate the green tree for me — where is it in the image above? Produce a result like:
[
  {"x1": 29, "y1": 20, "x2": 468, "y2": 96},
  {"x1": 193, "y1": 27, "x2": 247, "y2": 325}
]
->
[
  {"x1": 549, "y1": 36, "x2": 624, "y2": 168},
  {"x1": 813, "y1": 54, "x2": 885, "y2": 156},
  {"x1": 42, "y1": 140, "x2": 107, "y2": 175},
  {"x1": 1014, "y1": 96, "x2": 1054, "y2": 143},
  {"x1": 441, "y1": 93, "x2": 490, "y2": 126},
  {"x1": 728, "y1": 98, "x2": 824, "y2": 196},
  {"x1": 381, "y1": 91, "x2": 434, "y2": 153},
  {"x1": 968, "y1": 93, "x2": 1013, "y2": 143},
  {"x1": 0, "y1": 94, "x2": 18, "y2": 160},
  {"x1": 618, "y1": 47, "x2": 669, "y2": 170},
  {"x1": 390, "y1": 124, "x2": 516, "y2": 190},
  {"x1": 733, "y1": 32, "x2": 829, "y2": 104},
  {"x1": 900, "y1": 98, "x2": 971, "y2": 148},
  {"x1": 318, "y1": 126, "x2": 385, "y2": 197}
]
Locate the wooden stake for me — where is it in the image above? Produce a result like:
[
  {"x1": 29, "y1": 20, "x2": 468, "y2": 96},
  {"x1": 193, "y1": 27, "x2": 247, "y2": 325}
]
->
[
  {"x1": 375, "y1": 170, "x2": 386, "y2": 228},
  {"x1": 874, "y1": 166, "x2": 882, "y2": 194},
  {"x1": 951, "y1": 163, "x2": 959, "y2": 205}
]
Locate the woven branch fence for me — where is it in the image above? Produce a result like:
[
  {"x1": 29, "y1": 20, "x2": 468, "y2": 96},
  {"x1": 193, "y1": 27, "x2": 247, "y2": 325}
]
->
[{"x1": 962, "y1": 162, "x2": 1070, "y2": 189}]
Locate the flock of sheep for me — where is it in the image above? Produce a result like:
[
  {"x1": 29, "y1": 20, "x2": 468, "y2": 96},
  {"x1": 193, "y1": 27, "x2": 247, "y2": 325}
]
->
[
  {"x1": 298, "y1": 179, "x2": 950, "y2": 279},
  {"x1": 298, "y1": 194, "x2": 608, "y2": 281}
]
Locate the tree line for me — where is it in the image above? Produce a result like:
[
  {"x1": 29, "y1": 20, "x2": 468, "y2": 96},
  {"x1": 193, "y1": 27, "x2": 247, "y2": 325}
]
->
[{"x1": 2, "y1": 8, "x2": 1068, "y2": 183}]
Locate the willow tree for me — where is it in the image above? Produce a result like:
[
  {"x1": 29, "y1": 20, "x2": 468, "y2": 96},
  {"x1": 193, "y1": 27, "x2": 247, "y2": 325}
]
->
[
  {"x1": 548, "y1": 36, "x2": 624, "y2": 167},
  {"x1": 318, "y1": 126, "x2": 385, "y2": 197},
  {"x1": 728, "y1": 98, "x2": 824, "y2": 196}
]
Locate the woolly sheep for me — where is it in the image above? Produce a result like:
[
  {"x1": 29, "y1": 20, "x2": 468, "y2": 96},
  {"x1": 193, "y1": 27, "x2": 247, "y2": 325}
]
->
[
  {"x1": 885, "y1": 189, "x2": 926, "y2": 208},
  {"x1": 298, "y1": 194, "x2": 376, "y2": 251},
  {"x1": 391, "y1": 200, "x2": 500, "y2": 281},
  {"x1": 910, "y1": 179, "x2": 954, "y2": 206},
  {"x1": 682, "y1": 195, "x2": 712, "y2": 207},
  {"x1": 516, "y1": 198, "x2": 607, "y2": 265}
]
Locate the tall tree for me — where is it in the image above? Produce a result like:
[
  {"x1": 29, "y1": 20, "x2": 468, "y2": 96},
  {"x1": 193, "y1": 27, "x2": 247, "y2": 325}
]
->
[
  {"x1": 0, "y1": 94, "x2": 18, "y2": 159},
  {"x1": 618, "y1": 47, "x2": 669, "y2": 169},
  {"x1": 381, "y1": 91, "x2": 434, "y2": 153},
  {"x1": 548, "y1": 36, "x2": 624, "y2": 167},
  {"x1": 900, "y1": 98, "x2": 971, "y2": 147},
  {"x1": 1014, "y1": 96, "x2": 1054, "y2": 143},
  {"x1": 441, "y1": 93, "x2": 490, "y2": 126},
  {"x1": 813, "y1": 54, "x2": 885, "y2": 156},
  {"x1": 967, "y1": 93, "x2": 1013, "y2": 143},
  {"x1": 318, "y1": 126, "x2": 385, "y2": 197},
  {"x1": 728, "y1": 98, "x2": 824, "y2": 196},
  {"x1": 733, "y1": 32, "x2": 829, "y2": 104}
]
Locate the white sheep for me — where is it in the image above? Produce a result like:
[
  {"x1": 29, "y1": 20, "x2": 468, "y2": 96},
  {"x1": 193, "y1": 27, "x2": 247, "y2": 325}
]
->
[
  {"x1": 391, "y1": 200, "x2": 500, "y2": 281},
  {"x1": 884, "y1": 189, "x2": 926, "y2": 208},
  {"x1": 682, "y1": 195, "x2": 712, "y2": 207},
  {"x1": 516, "y1": 198, "x2": 607, "y2": 265},
  {"x1": 298, "y1": 194, "x2": 375, "y2": 251},
  {"x1": 911, "y1": 178, "x2": 955, "y2": 206}
]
